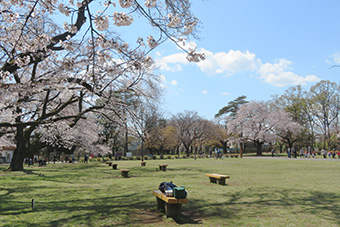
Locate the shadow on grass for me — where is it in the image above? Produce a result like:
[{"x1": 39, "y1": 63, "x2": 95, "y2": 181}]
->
[
  {"x1": 2, "y1": 186, "x2": 340, "y2": 226},
  {"x1": 1, "y1": 193, "x2": 154, "y2": 226}
]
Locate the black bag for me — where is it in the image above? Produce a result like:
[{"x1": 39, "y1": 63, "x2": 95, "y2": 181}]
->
[{"x1": 159, "y1": 182, "x2": 177, "y2": 193}]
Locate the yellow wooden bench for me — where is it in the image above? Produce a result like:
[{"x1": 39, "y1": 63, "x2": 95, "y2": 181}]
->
[
  {"x1": 106, "y1": 161, "x2": 112, "y2": 166},
  {"x1": 158, "y1": 164, "x2": 168, "y2": 171},
  {"x1": 120, "y1": 169, "x2": 130, "y2": 178},
  {"x1": 206, "y1": 173, "x2": 230, "y2": 185},
  {"x1": 152, "y1": 190, "x2": 188, "y2": 217}
]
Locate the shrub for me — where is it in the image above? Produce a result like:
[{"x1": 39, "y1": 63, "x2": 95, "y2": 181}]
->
[
  {"x1": 152, "y1": 156, "x2": 156, "y2": 160},
  {"x1": 144, "y1": 156, "x2": 148, "y2": 160},
  {"x1": 167, "y1": 155, "x2": 171, "y2": 159},
  {"x1": 137, "y1": 156, "x2": 141, "y2": 160},
  {"x1": 175, "y1": 155, "x2": 179, "y2": 159}
]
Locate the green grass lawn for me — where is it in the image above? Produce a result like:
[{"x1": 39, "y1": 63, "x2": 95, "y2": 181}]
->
[{"x1": 1, "y1": 157, "x2": 340, "y2": 226}]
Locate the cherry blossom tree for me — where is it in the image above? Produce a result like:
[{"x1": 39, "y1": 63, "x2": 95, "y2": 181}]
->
[
  {"x1": 227, "y1": 101, "x2": 301, "y2": 156},
  {"x1": 0, "y1": 0, "x2": 204, "y2": 171}
]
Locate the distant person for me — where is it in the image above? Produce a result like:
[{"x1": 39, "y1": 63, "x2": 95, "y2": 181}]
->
[
  {"x1": 337, "y1": 150, "x2": 340, "y2": 159},
  {"x1": 332, "y1": 149, "x2": 336, "y2": 159},
  {"x1": 300, "y1": 149, "x2": 304, "y2": 158},
  {"x1": 287, "y1": 148, "x2": 291, "y2": 158},
  {"x1": 84, "y1": 154, "x2": 89, "y2": 163},
  {"x1": 321, "y1": 149, "x2": 326, "y2": 158}
]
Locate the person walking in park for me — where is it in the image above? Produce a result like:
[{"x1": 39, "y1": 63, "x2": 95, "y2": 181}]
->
[{"x1": 328, "y1": 151, "x2": 332, "y2": 159}]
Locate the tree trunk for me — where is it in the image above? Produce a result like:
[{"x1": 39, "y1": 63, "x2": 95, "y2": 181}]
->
[
  {"x1": 239, "y1": 142, "x2": 243, "y2": 158},
  {"x1": 255, "y1": 141, "x2": 263, "y2": 156},
  {"x1": 9, "y1": 126, "x2": 26, "y2": 171}
]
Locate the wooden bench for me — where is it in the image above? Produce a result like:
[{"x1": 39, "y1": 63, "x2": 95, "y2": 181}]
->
[
  {"x1": 141, "y1": 161, "x2": 146, "y2": 166},
  {"x1": 106, "y1": 161, "x2": 112, "y2": 166},
  {"x1": 158, "y1": 164, "x2": 168, "y2": 171},
  {"x1": 206, "y1": 173, "x2": 230, "y2": 185},
  {"x1": 152, "y1": 190, "x2": 188, "y2": 217},
  {"x1": 120, "y1": 169, "x2": 130, "y2": 178},
  {"x1": 227, "y1": 153, "x2": 239, "y2": 158}
]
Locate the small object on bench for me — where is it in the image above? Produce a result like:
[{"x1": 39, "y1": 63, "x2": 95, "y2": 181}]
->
[
  {"x1": 141, "y1": 161, "x2": 146, "y2": 166},
  {"x1": 112, "y1": 163, "x2": 117, "y2": 169},
  {"x1": 152, "y1": 190, "x2": 188, "y2": 217},
  {"x1": 206, "y1": 173, "x2": 230, "y2": 185},
  {"x1": 158, "y1": 164, "x2": 168, "y2": 171},
  {"x1": 120, "y1": 169, "x2": 130, "y2": 177}
]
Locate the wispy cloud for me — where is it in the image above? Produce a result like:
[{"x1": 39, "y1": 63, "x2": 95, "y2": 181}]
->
[
  {"x1": 155, "y1": 42, "x2": 320, "y2": 87},
  {"x1": 171, "y1": 80, "x2": 178, "y2": 86},
  {"x1": 202, "y1": 90, "x2": 208, "y2": 94},
  {"x1": 258, "y1": 59, "x2": 320, "y2": 87},
  {"x1": 327, "y1": 53, "x2": 340, "y2": 65},
  {"x1": 221, "y1": 92, "x2": 230, "y2": 96}
]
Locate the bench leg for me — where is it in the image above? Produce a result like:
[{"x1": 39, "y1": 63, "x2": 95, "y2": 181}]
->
[
  {"x1": 209, "y1": 177, "x2": 217, "y2": 184},
  {"x1": 156, "y1": 197, "x2": 165, "y2": 213},
  {"x1": 165, "y1": 203, "x2": 182, "y2": 217},
  {"x1": 218, "y1": 178, "x2": 226, "y2": 185},
  {"x1": 121, "y1": 172, "x2": 129, "y2": 178}
]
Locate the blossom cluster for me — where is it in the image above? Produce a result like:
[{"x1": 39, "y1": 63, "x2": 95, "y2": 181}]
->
[
  {"x1": 112, "y1": 12, "x2": 134, "y2": 26},
  {"x1": 147, "y1": 35, "x2": 158, "y2": 49}
]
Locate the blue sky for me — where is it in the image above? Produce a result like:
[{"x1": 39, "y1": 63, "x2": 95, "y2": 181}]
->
[{"x1": 150, "y1": 0, "x2": 340, "y2": 120}]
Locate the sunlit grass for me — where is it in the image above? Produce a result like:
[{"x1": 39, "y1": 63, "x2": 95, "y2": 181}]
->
[{"x1": 1, "y1": 157, "x2": 340, "y2": 226}]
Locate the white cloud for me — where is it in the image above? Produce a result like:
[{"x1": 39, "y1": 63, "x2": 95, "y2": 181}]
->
[
  {"x1": 202, "y1": 90, "x2": 208, "y2": 94},
  {"x1": 155, "y1": 45, "x2": 320, "y2": 87},
  {"x1": 221, "y1": 92, "x2": 230, "y2": 96},
  {"x1": 197, "y1": 49, "x2": 261, "y2": 76},
  {"x1": 328, "y1": 53, "x2": 340, "y2": 65},
  {"x1": 155, "y1": 52, "x2": 187, "y2": 72},
  {"x1": 258, "y1": 59, "x2": 320, "y2": 87},
  {"x1": 171, "y1": 80, "x2": 178, "y2": 86}
]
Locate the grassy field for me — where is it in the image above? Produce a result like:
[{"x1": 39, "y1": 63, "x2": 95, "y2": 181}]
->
[{"x1": 1, "y1": 157, "x2": 340, "y2": 227}]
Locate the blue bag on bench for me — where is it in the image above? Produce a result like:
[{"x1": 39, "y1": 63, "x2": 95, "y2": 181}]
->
[{"x1": 159, "y1": 182, "x2": 177, "y2": 193}]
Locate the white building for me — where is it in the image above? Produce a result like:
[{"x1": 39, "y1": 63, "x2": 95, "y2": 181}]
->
[{"x1": 0, "y1": 136, "x2": 15, "y2": 163}]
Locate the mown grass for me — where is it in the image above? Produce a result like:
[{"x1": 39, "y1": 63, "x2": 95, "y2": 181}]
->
[{"x1": 1, "y1": 157, "x2": 340, "y2": 226}]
